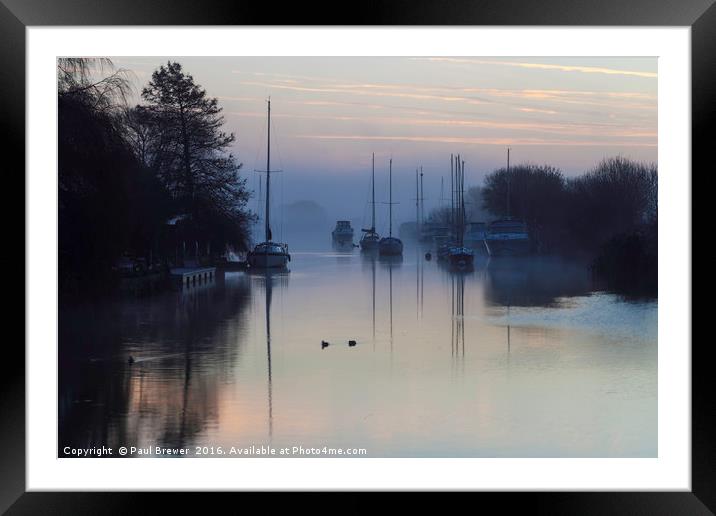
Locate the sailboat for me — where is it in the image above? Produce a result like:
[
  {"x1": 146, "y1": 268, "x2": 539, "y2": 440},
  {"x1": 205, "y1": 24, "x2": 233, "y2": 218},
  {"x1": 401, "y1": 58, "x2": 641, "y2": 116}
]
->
[
  {"x1": 247, "y1": 98, "x2": 291, "y2": 269},
  {"x1": 448, "y1": 155, "x2": 475, "y2": 267},
  {"x1": 437, "y1": 154, "x2": 458, "y2": 260},
  {"x1": 378, "y1": 158, "x2": 403, "y2": 256},
  {"x1": 484, "y1": 148, "x2": 531, "y2": 257},
  {"x1": 360, "y1": 153, "x2": 380, "y2": 251}
]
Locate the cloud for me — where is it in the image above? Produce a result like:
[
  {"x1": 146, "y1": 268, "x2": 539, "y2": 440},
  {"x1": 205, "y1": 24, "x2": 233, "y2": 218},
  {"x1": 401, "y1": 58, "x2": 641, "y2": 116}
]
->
[
  {"x1": 239, "y1": 80, "x2": 485, "y2": 105},
  {"x1": 295, "y1": 134, "x2": 657, "y2": 147},
  {"x1": 217, "y1": 95, "x2": 263, "y2": 102},
  {"x1": 227, "y1": 110, "x2": 655, "y2": 141},
  {"x1": 414, "y1": 58, "x2": 657, "y2": 78},
  {"x1": 515, "y1": 107, "x2": 558, "y2": 115}
]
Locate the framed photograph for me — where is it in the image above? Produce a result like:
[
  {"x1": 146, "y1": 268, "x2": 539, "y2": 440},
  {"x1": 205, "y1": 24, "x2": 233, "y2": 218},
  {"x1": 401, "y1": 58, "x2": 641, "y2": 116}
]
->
[{"x1": 5, "y1": 0, "x2": 706, "y2": 512}]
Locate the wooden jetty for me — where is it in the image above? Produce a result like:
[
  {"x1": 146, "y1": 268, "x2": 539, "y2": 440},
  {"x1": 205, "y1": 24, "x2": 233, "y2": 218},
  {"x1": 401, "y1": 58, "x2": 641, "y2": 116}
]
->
[{"x1": 170, "y1": 266, "x2": 216, "y2": 287}]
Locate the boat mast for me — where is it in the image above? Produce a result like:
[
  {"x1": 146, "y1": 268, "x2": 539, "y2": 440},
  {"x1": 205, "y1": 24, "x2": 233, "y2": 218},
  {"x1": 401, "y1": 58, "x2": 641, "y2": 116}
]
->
[
  {"x1": 420, "y1": 167, "x2": 424, "y2": 231},
  {"x1": 265, "y1": 98, "x2": 271, "y2": 242},
  {"x1": 389, "y1": 158, "x2": 393, "y2": 237},
  {"x1": 457, "y1": 158, "x2": 461, "y2": 245},
  {"x1": 371, "y1": 153, "x2": 376, "y2": 233},
  {"x1": 450, "y1": 154, "x2": 454, "y2": 241},
  {"x1": 506, "y1": 147, "x2": 511, "y2": 219},
  {"x1": 460, "y1": 159, "x2": 466, "y2": 246},
  {"x1": 415, "y1": 168, "x2": 419, "y2": 237}
]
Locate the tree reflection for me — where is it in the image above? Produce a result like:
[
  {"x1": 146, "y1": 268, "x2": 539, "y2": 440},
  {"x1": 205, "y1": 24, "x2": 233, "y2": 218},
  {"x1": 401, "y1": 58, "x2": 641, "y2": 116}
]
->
[{"x1": 58, "y1": 272, "x2": 252, "y2": 455}]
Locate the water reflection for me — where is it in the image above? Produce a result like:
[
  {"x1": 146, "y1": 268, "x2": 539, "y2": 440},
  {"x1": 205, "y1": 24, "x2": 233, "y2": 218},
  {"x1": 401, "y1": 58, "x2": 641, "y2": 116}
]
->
[
  {"x1": 416, "y1": 248, "x2": 424, "y2": 319},
  {"x1": 485, "y1": 256, "x2": 592, "y2": 307},
  {"x1": 59, "y1": 246, "x2": 657, "y2": 458},
  {"x1": 451, "y1": 271, "x2": 466, "y2": 360},
  {"x1": 248, "y1": 269, "x2": 290, "y2": 440},
  {"x1": 59, "y1": 272, "x2": 252, "y2": 454}
]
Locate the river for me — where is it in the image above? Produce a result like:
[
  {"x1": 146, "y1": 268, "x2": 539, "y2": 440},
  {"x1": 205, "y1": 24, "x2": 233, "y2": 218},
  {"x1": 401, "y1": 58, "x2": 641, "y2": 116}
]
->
[{"x1": 59, "y1": 241, "x2": 657, "y2": 457}]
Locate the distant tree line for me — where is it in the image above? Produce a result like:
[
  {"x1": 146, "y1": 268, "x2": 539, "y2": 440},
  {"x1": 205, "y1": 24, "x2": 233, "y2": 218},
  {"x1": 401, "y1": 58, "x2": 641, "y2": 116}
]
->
[
  {"x1": 483, "y1": 157, "x2": 657, "y2": 296},
  {"x1": 58, "y1": 59, "x2": 252, "y2": 297},
  {"x1": 426, "y1": 156, "x2": 657, "y2": 296},
  {"x1": 480, "y1": 156, "x2": 656, "y2": 240}
]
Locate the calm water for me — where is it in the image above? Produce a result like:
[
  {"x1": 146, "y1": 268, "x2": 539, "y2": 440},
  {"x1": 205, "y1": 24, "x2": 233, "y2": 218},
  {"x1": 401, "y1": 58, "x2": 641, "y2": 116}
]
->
[{"x1": 59, "y1": 242, "x2": 657, "y2": 457}]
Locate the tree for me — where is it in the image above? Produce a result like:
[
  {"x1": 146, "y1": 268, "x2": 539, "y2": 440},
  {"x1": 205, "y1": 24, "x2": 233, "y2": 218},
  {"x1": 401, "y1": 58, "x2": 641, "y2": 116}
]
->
[
  {"x1": 482, "y1": 164, "x2": 568, "y2": 249},
  {"x1": 566, "y1": 157, "x2": 657, "y2": 251},
  {"x1": 58, "y1": 58, "x2": 170, "y2": 296},
  {"x1": 130, "y1": 61, "x2": 251, "y2": 250},
  {"x1": 58, "y1": 58, "x2": 132, "y2": 113},
  {"x1": 465, "y1": 185, "x2": 490, "y2": 222}
]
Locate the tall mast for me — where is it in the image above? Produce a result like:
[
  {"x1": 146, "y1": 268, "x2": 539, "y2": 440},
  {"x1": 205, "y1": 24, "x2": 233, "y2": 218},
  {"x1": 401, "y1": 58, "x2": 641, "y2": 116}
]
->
[
  {"x1": 389, "y1": 158, "x2": 393, "y2": 237},
  {"x1": 460, "y1": 159, "x2": 466, "y2": 246},
  {"x1": 506, "y1": 147, "x2": 511, "y2": 219},
  {"x1": 420, "y1": 167, "x2": 424, "y2": 230},
  {"x1": 415, "y1": 168, "x2": 419, "y2": 236},
  {"x1": 457, "y1": 158, "x2": 461, "y2": 245},
  {"x1": 265, "y1": 98, "x2": 271, "y2": 242},
  {"x1": 371, "y1": 153, "x2": 376, "y2": 232},
  {"x1": 450, "y1": 154, "x2": 454, "y2": 240}
]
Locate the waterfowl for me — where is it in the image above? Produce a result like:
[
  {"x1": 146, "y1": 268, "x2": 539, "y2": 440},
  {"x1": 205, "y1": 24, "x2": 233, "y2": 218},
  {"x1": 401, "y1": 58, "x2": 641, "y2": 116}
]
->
[
  {"x1": 128, "y1": 356, "x2": 135, "y2": 364},
  {"x1": 348, "y1": 340, "x2": 357, "y2": 347},
  {"x1": 321, "y1": 340, "x2": 330, "y2": 349}
]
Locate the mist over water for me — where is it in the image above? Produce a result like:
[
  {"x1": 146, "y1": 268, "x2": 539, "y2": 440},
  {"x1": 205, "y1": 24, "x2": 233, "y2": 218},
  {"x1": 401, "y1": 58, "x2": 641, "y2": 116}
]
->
[{"x1": 59, "y1": 240, "x2": 656, "y2": 458}]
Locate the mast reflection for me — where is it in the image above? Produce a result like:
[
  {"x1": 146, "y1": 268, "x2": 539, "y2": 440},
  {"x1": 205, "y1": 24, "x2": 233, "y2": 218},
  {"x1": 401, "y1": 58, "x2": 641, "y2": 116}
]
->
[
  {"x1": 249, "y1": 267, "x2": 289, "y2": 440},
  {"x1": 450, "y1": 271, "x2": 466, "y2": 360},
  {"x1": 379, "y1": 255, "x2": 401, "y2": 354}
]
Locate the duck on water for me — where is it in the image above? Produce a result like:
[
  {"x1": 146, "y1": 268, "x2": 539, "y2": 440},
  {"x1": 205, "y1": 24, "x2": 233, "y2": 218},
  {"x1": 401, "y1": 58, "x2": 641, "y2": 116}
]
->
[{"x1": 247, "y1": 98, "x2": 291, "y2": 269}]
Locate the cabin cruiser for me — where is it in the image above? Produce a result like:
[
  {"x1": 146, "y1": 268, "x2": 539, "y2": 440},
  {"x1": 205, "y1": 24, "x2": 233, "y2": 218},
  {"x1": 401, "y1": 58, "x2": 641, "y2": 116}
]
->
[
  {"x1": 332, "y1": 220, "x2": 354, "y2": 244},
  {"x1": 484, "y1": 149, "x2": 531, "y2": 257},
  {"x1": 484, "y1": 219, "x2": 530, "y2": 257}
]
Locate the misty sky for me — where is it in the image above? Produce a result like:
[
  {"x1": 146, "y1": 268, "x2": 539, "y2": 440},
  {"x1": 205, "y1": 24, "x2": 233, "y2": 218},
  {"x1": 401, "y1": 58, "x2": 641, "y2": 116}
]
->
[{"x1": 113, "y1": 56, "x2": 657, "y2": 231}]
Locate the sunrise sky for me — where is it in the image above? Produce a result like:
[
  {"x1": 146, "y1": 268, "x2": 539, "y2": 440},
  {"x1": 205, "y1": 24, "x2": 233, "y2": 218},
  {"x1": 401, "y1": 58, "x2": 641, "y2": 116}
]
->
[{"x1": 113, "y1": 56, "x2": 657, "y2": 227}]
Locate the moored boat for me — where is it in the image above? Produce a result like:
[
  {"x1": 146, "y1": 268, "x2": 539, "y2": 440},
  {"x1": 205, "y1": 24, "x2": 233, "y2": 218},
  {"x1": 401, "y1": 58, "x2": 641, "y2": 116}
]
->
[
  {"x1": 484, "y1": 219, "x2": 530, "y2": 257},
  {"x1": 447, "y1": 154, "x2": 474, "y2": 268},
  {"x1": 332, "y1": 220, "x2": 354, "y2": 244},
  {"x1": 360, "y1": 153, "x2": 381, "y2": 252},
  {"x1": 379, "y1": 158, "x2": 403, "y2": 257},
  {"x1": 484, "y1": 148, "x2": 530, "y2": 257},
  {"x1": 248, "y1": 241, "x2": 291, "y2": 268},
  {"x1": 360, "y1": 232, "x2": 380, "y2": 251},
  {"x1": 247, "y1": 98, "x2": 290, "y2": 269},
  {"x1": 378, "y1": 236, "x2": 403, "y2": 255}
]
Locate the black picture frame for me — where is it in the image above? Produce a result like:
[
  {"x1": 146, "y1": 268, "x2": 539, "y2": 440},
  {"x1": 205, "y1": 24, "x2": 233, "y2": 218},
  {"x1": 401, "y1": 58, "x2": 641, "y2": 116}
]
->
[{"x1": 3, "y1": 0, "x2": 705, "y2": 513}]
